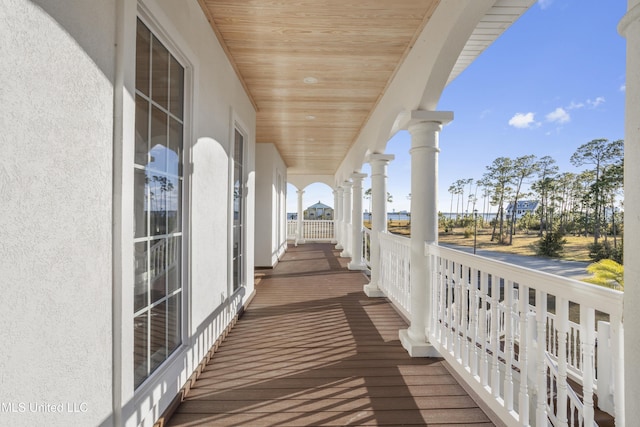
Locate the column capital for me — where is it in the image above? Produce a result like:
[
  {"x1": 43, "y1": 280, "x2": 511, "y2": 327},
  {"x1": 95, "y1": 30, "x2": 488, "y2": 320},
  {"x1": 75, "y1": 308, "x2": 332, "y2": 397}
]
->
[
  {"x1": 351, "y1": 172, "x2": 368, "y2": 182},
  {"x1": 296, "y1": 189, "x2": 305, "y2": 195},
  {"x1": 619, "y1": 3, "x2": 640, "y2": 37},
  {"x1": 342, "y1": 180, "x2": 353, "y2": 189},
  {"x1": 395, "y1": 110, "x2": 453, "y2": 131},
  {"x1": 367, "y1": 153, "x2": 395, "y2": 164}
]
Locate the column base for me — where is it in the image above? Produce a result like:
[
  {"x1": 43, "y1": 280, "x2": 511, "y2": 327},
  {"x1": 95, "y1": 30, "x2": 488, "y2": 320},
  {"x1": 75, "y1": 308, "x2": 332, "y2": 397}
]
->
[
  {"x1": 347, "y1": 261, "x2": 367, "y2": 271},
  {"x1": 399, "y1": 329, "x2": 440, "y2": 358},
  {"x1": 340, "y1": 250, "x2": 351, "y2": 258},
  {"x1": 363, "y1": 283, "x2": 385, "y2": 298}
]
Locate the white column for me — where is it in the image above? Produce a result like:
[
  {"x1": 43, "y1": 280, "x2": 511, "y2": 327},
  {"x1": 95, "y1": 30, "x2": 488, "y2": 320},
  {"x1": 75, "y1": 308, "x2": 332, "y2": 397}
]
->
[
  {"x1": 399, "y1": 110, "x2": 453, "y2": 358},
  {"x1": 331, "y1": 189, "x2": 338, "y2": 244},
  {"x1": 334, "y1": 186, "x2": 344, "y2": 250},
  {"x1": 619, "y1": 4, "x2": 639, "y2": 424},
  {"x1": 296, "y1": 189, "x2": 305, "y2": 245},
  {"x1": 364, "y1": 154, "x2": 394, "y2": 297},
  {"x1": 340, "y1": 181, "x2": 353, "y2": 258},
  {"x1": 348, "y1": 172, "x2": 367, "y2": 270}
]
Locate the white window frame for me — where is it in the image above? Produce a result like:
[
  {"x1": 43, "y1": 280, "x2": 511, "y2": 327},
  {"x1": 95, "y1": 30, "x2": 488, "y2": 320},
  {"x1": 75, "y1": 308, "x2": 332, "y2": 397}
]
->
[
  {"x1": 228, "y1": 114, "x2": 249, "y2": 296},
  {"x1": 130, "y1": 5, "x2": 193, "y2": 393}
]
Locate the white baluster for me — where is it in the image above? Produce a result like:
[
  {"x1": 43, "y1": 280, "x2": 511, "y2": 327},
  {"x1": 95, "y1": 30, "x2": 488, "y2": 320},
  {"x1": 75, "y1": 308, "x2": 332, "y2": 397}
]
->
[
  {"x1": 535, "y1": 290, "x2": 548, "y2": 427},
  {"x1": 479, "y1": 271, "x2": 489, "y2": 388},
  {"x1": 518, "y1": 284, "x2": 530, "y2": 426},
  {"x1": 461, "y1": 265, "x2": 469, "y2": 367},
  {"x1": 611, "y1": 315, "x2": 625, "y2": 427},
  {"x1": 449, "y1": 261, "x2": 456, "y2": 352},
  {"x1": 580, "y1": 306, "x2": 595, "y2": 425},
  {"x1": 556, "y1": 297, "x2": 569, "y2": 427},
  {"x1": 469, "y1": 268, "x2": 479, "y2": 377},
  {"x1": 504, "y1": 280, "x2": 514, "y2": 412},
  {"x1": 490, "y1": 274, "x2": 500, "y2": 399}
]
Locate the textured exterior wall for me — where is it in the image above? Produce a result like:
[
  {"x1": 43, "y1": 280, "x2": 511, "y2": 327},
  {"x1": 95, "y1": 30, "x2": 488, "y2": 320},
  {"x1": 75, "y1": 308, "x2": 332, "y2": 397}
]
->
[
  {"x1": 0, "y1": 1, "x2": 116, "y2": 426},
  {"x1": 255, "y1": 144, "x2": 287, "y2": 267}
]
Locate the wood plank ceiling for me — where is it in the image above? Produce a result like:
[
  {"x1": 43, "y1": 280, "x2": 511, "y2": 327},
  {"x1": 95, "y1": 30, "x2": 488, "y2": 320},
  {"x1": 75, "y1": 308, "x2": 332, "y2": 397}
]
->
[{"x1": 198, "y1": 0, "x2": 440, "y2": 175}]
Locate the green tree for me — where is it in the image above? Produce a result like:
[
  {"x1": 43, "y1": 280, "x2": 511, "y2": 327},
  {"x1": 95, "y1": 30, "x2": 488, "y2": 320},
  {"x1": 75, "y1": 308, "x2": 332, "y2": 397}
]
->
[
  {"x1": 508, "y1": 155, "x2": 539, "y2": 244},
  {"x1": 482, "y1": 157, "x2": 514, "y2": 244},
  {"x1": 570, "y1": 139, "x2": 624, "y2": 244},
  {"x1": 531, "y1": 155, "x2": 558, "y2": 236}
]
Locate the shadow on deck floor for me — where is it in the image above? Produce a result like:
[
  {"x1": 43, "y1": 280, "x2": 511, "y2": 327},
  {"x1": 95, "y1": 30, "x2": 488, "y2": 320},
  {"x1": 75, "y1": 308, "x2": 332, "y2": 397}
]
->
[{"x1": 166, "y1": 243, "x2": 495, "y2": 426}]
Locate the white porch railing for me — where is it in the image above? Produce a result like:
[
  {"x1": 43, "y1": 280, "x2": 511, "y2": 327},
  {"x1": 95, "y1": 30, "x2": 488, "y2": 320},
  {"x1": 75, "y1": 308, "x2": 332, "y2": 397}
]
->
[
  {"x1": 426, "y1": 243, "x2": 624, "y2": 427},
  {"x1": 286, "y1": 220, "x2": 297, "y2": 240},
  {"x1": 286, "y1": 219, "x2": 335, "y2": 242},
  {"x1": 378, "y1": 232, "x2": 411, "y2": 319},
  {"x1": 362, "y1": 227, "x2": 372, "y2": 268},
  {"x1": 371, "y1": 231, "x2": 624, "y2": 426}
]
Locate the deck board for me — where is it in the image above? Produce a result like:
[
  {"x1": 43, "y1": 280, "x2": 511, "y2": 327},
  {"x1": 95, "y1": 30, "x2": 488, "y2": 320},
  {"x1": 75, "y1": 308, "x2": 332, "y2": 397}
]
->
[{"x1": 166, "y1": 243, "x2": 494, "y2": 426}]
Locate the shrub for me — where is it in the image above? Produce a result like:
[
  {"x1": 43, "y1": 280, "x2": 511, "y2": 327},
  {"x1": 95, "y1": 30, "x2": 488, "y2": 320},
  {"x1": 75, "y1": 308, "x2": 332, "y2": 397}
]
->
[
  {"x1": 588, "y1": 241, "x2": 623, "y2": 263},
  {"x1": 536, "y1": 230, "x2": 567, "y2": 257}
]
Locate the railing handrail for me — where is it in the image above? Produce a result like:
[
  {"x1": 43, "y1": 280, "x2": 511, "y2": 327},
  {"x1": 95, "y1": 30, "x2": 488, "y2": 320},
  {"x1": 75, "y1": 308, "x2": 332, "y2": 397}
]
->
[{"x1": 425, "y1": 243, "x2": 623, "y2": 316}]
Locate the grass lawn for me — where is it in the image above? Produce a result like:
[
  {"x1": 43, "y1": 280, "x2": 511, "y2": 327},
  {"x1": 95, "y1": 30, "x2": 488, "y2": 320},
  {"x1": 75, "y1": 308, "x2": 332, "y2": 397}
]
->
[{"x1": 373, "y1": 220, "x2": 605, "y2": 262}]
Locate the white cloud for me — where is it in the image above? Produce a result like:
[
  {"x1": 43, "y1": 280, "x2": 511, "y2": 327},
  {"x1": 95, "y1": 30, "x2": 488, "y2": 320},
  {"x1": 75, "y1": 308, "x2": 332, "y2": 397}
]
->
[
  {"x1": 567, "y1": 101, "x2": 584, "y2": 110},
  {"x1": 620, "y1": 84, "x2": 626, "y2": 92},
  {"x1": 546, "y1": 107, "x2": 570, "y2": 124},
  {"x1": 587, "y1": 96, "x2": 605, "y2": 108},
  {"x1": 538, "y1": 0, "x2": 554, "y2": 10},
  {"x1": 508, "y1": 112, "x2": 537, "y2": 129}
]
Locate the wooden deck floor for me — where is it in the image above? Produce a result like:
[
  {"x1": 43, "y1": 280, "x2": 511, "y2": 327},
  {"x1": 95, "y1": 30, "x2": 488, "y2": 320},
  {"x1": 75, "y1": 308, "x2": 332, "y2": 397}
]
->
[{"x1": 166, "y1": 243, "x2": 494, "y2": 426}]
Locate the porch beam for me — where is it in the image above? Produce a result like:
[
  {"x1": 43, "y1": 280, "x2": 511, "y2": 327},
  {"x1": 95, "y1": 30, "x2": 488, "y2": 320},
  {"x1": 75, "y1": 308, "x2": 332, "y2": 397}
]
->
[
  {"x1": 399, "y1": 110, "x2": 453, "y2": 358},
  {"x1": 364, "y1": 153, "x2": 394, "y2": 297}
]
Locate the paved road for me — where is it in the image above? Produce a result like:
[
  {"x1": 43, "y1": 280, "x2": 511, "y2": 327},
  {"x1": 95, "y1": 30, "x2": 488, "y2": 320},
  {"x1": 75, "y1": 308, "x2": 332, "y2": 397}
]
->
[{"x1": 439, "y1": 243, "x2": 591, "y2": 280}]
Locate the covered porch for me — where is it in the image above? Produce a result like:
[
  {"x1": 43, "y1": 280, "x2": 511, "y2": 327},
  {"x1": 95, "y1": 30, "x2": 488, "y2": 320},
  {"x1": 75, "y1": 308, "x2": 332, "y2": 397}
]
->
[{"x1": 166, "y1": 243, "x2": 495, "y2": 426}]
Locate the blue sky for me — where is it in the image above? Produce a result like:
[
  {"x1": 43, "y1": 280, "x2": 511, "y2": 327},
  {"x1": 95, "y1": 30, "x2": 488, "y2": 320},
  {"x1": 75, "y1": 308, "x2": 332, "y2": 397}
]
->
[{"x1": 288, "y1": 0, "x2": 627, "y2": 214}]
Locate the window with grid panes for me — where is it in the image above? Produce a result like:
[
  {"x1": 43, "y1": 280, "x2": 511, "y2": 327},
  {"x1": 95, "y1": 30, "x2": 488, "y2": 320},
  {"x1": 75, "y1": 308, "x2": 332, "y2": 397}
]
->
[{"x1": 133, "y1": 18, "x2": 184, "y2": 389}]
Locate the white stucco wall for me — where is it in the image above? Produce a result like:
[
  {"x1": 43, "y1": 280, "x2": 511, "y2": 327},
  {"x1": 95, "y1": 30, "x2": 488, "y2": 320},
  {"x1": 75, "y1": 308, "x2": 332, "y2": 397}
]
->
[
  {"x1": 0, "y1": 0, "x2": 256, "y2": 426},
  {"x1": 0, "y1": 1, "x2": 116, "y2": 426},
  {"x1": 255, "y1": 144, "x2": 287, "y2": 267}
]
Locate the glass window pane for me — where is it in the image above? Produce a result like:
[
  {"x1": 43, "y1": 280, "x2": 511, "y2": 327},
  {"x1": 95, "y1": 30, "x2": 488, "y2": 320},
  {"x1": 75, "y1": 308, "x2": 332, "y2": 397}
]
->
[
  {"x1": 148, "y1": 173, "x2": 167, "y2": 237},
  {"x1": 168, "y1": 118, "x2": 182, "y2": 177},
  {"x1": 149, "y1": 301, "x2": 167, "y2": 374},
  {"x1": 151, "y1": 35, "x2": 169, "y2": 108},
  {"x1": 149, "y1": 239, "x2": 167, "y2": 304},
  {"x1": 169, "y1": 57, "x2": 184, "y2": 119},
  {"x1": 166, "y1": 177, "x2": 181, "y2": 234},
  {"x1": 234, "y1": 129, "x2": 244, "y2": 162},
  {"x1": 167, "y1": 294, "x2": 181, "y2": 353},
  {"x1": 135, "y1": 20, "x2": 150, "y2": 96},
  {"x1": 167, "y1": 236, "x2": 181, "y2": 294},
  {"x1": 135, "y1": 95, "x2": 149, "y2": 166},
  {"x1": 134, "y1": 241, "x2": 148, "y2": 312},
  {"x1": 134, "y1": 169, "x2": 148, "y2": 238},
  {"x1": 149, "y1": 106, "x2": 168, "y2": 173},
  {"x1": 133, "y1": 312, "x2": 148, "y2": 388}
]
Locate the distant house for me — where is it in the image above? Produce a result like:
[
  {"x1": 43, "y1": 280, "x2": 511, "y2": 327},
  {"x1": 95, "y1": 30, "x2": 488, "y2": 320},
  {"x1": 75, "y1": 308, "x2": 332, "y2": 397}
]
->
[
  {"x1": 304, "y1": 201, "x2": 334, "y2": 220},
  {"x1": 506, "y1": 200, "x2": 539, "y2": 219}
]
